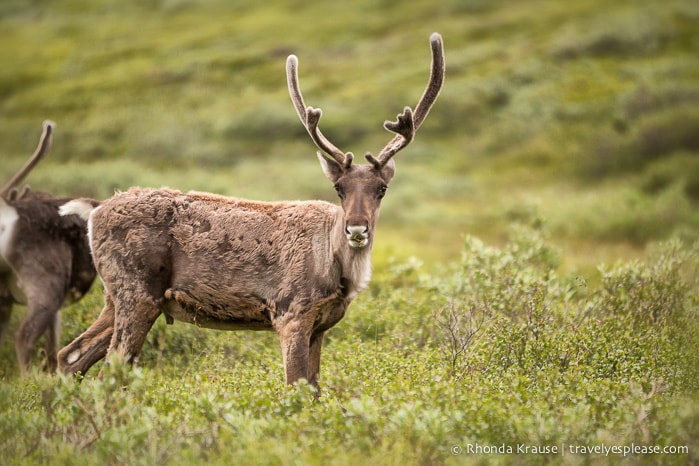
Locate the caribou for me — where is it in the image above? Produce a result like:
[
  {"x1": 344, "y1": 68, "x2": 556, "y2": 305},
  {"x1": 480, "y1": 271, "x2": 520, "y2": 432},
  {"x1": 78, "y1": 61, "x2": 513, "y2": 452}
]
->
[
  {"x1": 58, "y1": 33, "x2": 445, "y2": 388},
  {"x1": 0, "y1": 121, "x2": 96, "y2": 374}
]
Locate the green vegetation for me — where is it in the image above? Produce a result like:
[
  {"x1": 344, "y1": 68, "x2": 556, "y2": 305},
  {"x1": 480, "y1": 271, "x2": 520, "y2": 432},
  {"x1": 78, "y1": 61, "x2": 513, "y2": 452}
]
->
[
  {"x1": 1, "y1": 228, "x2": 698, "y2": 464},
  {"x1": 1, "y1": 0, "x2": 698, "y2": 464}
]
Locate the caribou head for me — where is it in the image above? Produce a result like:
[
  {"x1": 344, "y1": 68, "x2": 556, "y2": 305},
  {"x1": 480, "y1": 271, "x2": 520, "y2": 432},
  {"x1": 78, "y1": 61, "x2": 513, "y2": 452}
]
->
[{"x1": 286, "y1": 33, "x2": 445, "y2": 249}]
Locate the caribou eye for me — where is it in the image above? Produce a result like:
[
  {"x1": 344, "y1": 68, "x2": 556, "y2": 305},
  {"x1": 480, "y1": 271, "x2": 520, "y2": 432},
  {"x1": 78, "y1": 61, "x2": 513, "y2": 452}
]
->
[
  {"x1": 334, "y1": 184, "x2": 345, "y2": 200},
  {"x1": 377, "y1": 184, "x2": 388, "y2": 199}
]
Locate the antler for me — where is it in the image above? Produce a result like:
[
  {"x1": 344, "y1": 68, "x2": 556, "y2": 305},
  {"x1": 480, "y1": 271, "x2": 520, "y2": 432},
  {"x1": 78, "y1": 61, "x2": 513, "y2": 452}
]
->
[
  {"x1": 366, "y1": 32, "x2": 445, "y2": 169},
  {"x1": 0, "y1": 120, "x2": 55, "y2": 199},
  {"x1": 286, "y1": 55, "x2": 354, "y2": 169}
]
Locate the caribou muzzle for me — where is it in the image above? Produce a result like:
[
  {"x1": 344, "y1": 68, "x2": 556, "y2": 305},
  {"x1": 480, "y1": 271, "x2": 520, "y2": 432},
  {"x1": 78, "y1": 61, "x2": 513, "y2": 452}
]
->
[{"x1": 345, "y1": 224, "x2": 369, "y2": 248}]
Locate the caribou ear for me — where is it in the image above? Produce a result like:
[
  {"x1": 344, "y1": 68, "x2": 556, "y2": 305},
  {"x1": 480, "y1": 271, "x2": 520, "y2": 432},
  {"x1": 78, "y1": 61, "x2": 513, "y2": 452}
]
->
[
  {"x1": 317, "y1": 151, "x2": 344, "y2": 183},
  {"x1": 380, "y1": 158, "x2": 395, "y2": 184}
]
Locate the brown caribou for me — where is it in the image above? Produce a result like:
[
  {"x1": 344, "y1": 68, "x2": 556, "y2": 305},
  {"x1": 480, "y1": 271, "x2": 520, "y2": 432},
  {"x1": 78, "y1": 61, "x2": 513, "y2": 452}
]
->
[
  {"x1": 0, "y1": 121, "x2": 96, "y2": 374},
  {"x1": 57, "y1": 33, "x2": 445, "y2": 388}
]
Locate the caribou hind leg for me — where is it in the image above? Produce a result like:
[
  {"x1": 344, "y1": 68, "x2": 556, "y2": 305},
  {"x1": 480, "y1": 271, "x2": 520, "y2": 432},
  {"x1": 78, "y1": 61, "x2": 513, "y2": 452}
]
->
[
  {"x1": 15, "y1": 301, "x2": 61, "y2": 375},
  {"x1": 10, "y1": 249, "x2": 75, "y2": 374},
  {"x1": 58, "y1": 293, "x2": 115, "y2": 376},
  {"x1": 15, "y1": 281, "x2": 68, "y2": 375},
  {"x1": 44, "y1": 311, "x2": 61, "y2": 372},
  {"x1": 108, "y1": 287, "x2": 162, "y2": 366}
]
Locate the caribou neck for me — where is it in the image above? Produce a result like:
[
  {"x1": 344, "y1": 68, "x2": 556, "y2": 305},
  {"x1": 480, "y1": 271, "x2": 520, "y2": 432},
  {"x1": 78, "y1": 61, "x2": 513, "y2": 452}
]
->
[{"x1": 330, "y1": 207, "x2": 373, "y2": 301}]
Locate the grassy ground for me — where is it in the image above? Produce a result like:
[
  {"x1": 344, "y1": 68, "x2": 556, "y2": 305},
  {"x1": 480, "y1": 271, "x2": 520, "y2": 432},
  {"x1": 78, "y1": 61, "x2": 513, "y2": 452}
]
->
[
  {"x1": 2, "y1": 230, "x2": 698, "y2": 465},
  {"x1": 1, "y1": 0, "x2": 699, "y2": 464}
]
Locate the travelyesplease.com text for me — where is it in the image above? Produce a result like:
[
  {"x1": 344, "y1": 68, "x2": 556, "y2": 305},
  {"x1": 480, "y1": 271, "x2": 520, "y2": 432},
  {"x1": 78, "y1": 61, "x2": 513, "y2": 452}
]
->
[{"x1": 450, "y1": 442, "x2": 689, "y2": 458}]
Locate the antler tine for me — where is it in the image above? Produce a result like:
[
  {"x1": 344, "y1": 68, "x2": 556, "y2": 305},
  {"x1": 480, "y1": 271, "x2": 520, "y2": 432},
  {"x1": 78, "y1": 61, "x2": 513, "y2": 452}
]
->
[
  {"x1": 286, "y1": 56, "x2": 308, "y2": 124},
  {"x1": 286, "y1": 55, "x2": 353, "y2": 168},
  {"x1": 367, "y1": 107, "x2": 415, "y2": 168},
  {"x1": 0, "y1": 120, "x2": 55, "y2": 199},
  {"x1": 413, "y1": 33, "x2": 445, "y2": 129},
  {"x1": 369, "y1": 33, "x2": 445, "y2": 169}
]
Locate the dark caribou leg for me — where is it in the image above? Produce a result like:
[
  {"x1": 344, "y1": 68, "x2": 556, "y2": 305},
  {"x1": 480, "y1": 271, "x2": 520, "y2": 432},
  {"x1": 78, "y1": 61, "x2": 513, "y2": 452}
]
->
[
  {"x1": 15, "y1": 300, "x2": 60, "y2": 375},
  {"x1": 0, "y1": 281, "x2": 13, "y2": 347},
  {"x1": 307, "y1": 330, "x2": 325, "y2": 398},
  {"x1": 44, "y1": 311, "x2": 61, "y2": 372}
]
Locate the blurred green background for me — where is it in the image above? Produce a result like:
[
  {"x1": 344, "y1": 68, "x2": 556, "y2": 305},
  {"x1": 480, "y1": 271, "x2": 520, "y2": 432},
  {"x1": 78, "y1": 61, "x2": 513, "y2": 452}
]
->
[{"x1": 2, "y1": 0, "x2": 698, "y2": 273}]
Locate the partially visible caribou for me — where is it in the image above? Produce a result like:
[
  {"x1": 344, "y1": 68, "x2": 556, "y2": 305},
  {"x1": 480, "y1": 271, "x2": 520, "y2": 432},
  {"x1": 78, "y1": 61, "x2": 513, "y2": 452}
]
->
[{"x1": 0, "y1": 121, "x2": 96, "y2": 374}]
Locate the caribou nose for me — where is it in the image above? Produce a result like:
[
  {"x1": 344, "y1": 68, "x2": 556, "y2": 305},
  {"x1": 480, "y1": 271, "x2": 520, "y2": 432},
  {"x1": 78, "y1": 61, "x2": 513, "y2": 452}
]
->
[
  {"x1": 345, "y1": 224, "x2": 369, "y2": 248},
  {"x1": 345, "y1": 224, "x2": 368, "y2": 236}
]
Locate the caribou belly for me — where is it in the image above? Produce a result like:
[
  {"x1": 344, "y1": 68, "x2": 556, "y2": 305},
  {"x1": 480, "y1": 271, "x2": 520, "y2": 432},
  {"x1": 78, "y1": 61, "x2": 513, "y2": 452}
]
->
[{"x1": 161, "y1": 287, "x2": 273, "y2": 331}]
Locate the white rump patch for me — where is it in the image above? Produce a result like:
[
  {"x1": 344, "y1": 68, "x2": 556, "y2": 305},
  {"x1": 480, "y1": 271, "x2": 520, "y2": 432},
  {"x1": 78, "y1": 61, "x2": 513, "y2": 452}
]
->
[
  {"x1": 59, "y1": 199, "x2": 95, "y2": 221},
  {"x1": 0, "y1": 201, "x2": 19, "y2": 262}
]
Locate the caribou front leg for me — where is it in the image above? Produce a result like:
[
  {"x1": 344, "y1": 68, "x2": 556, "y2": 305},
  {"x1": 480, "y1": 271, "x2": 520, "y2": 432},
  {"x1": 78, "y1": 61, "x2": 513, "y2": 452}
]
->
[
  {"x1": 279, "y1": 329, "x2": 310, "y2": 385},
  {"x1": 277, "y1": 310, "x2": 316, "y2": 385},
  {"x1": 307, "y1": 330, "x2": 324, "y2": 388}
]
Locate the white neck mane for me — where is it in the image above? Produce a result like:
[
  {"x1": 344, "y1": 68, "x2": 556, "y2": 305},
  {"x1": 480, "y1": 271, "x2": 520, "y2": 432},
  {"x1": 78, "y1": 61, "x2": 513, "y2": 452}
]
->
[{"x1": 328, "y1": 208, "x2": 373, "y2": 300}]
